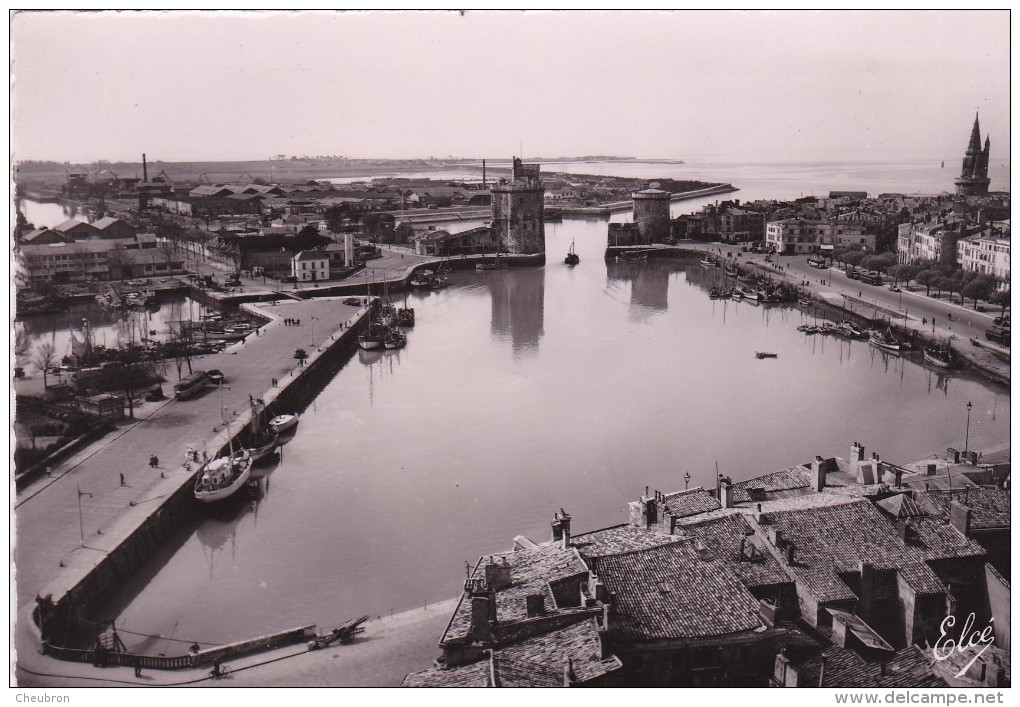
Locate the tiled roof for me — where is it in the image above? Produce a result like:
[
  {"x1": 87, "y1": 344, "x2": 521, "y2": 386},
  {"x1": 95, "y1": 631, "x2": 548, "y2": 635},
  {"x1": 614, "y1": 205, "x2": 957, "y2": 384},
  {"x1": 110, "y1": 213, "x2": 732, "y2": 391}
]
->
[
  {"x1": 876, "y1": 493, "x2": 933, "y2": 519},
  {"x1": 758, "y1": 499, "x2": 947, "y2": 601},
  {"x1": 731, "y1": 466, "x2": 812, "y2": 503},
  {"x1": 570, "y1": 524, "x2": 682, "y2": 559},
  {"x1": 404, "y1": 619, "x2": 622, "y2": 687},
  {"x1": 680, "y1": 514, "x2": 793, "y2": 589},
  {"x1": 590, "y1": 540, "x2": 765, "y2": 641},
  {"x1": 402, "y1": 660, "x2": 491, "y2": 687},
  {"x1": 54, "y1": 219, "x2": 96, "y2": 233},
  {"x1": 905, "y1": 517, "x2": 986, "y2": 561},
  {"x1": 924, "y1": 488, "x2": 1010, "y2": 530},
  {"x1": 441, "y1": 546, "x2": 589, "y2": 644},
  {"x1": 293, "y1": 250, "x2": 327, "y2": 261},
  {"x1": 662, "y1": 487, "x2": 722, "y2": 518},
  {"x1": 796, "y1": 645, "x2": 946, "y2": 688}
]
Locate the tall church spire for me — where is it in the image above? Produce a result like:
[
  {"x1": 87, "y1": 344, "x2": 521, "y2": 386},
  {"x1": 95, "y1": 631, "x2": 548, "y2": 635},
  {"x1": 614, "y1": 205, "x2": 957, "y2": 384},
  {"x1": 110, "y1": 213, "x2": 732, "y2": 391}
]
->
[
  {"x1": 968, "y1": 113, "x2": 982, "y2": 152},
  {"x1": 955, "y1": 113, "x2": 991, "y2": 196}
]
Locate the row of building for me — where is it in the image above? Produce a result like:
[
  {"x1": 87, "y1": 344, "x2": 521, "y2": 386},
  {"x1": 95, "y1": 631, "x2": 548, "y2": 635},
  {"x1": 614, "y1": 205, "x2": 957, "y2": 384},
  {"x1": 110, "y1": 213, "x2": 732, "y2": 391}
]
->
[
  {"x1": 897, "y1": 219, "x2": 1010, "y2": 280},
  {"x1": 404, "y1": 442, "x2": 1010, "y2": 687}
]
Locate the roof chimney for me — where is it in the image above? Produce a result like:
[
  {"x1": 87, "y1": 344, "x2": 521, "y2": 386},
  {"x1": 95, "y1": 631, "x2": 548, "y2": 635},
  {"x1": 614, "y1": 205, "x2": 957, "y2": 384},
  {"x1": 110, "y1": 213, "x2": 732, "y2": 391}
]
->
[
  {"x1": 851, "y1": 442, "x2": 865, "y2": 462},
  {"x1": 950, "y1": 500, "x2": 973, "y2": 536},
  {"x1": 719, "y1": 476, "x2": 734, "y2": 508},
  {"x1": 563, "y1": 658, "x2": 576, "y2": 687},
  {"x1": 812, "y1": 456, "x2": 826, "y2": 492}
]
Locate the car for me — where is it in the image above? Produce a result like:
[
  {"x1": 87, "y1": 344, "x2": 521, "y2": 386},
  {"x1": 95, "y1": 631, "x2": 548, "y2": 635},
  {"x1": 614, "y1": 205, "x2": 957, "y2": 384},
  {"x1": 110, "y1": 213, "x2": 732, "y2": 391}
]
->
[
  {"x1": 343, "y1": 297, "x2": 363, "y2": 306},
  {"x1": 888, "y1": 285, "x2": 902, "y2": 293},
  {"x1": 206, "y1": 369, "x2": 225, "y2": 385}
]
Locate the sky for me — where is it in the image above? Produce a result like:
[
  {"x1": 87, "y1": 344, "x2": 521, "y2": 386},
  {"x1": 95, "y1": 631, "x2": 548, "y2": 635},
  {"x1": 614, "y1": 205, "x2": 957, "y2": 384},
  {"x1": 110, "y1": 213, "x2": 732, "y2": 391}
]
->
[{"x1": 10, "y1": 10, "x2": 1011, "y2": 164}]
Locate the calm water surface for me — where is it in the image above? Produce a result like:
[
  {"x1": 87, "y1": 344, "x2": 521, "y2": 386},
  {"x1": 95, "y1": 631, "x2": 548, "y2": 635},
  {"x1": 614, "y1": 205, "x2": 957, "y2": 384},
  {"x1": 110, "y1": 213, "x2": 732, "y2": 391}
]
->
[
  {"x1": 96, "y1": 218, "x2": 1009, "y2": 650},
  {"x1": 27, "y1": 160, "x2": 1008, "y2": 649}
]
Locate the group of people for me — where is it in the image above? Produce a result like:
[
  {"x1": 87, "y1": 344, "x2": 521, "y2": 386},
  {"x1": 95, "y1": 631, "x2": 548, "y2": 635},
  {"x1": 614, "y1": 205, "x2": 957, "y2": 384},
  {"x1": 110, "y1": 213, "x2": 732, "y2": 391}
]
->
[
  {"x1": 148, "y1": 455, "x2": 159, "y2": 468},
  {"x1": 283, "y1": 318, "x2": 301, "y2": 326}
]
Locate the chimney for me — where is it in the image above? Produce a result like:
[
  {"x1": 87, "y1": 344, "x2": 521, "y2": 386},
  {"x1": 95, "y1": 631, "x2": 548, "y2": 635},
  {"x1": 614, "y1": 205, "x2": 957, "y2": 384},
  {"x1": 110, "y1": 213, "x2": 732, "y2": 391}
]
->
[
  {"x1": 768, "y1": 528, "x2": 783, "y2": 548},
  {"x1": 950, "y1": 500, "x2": 973, "y2": 536},
  {"x1": 142, "y1": 153, "x2": 148, "y2": 182},
  {"x1": 720, "y1": 478, "x2": 734, "y2": 508},
  {"x1": 896, "y1": 519, "x2": 912, "y2": 543},
  {"x1": 785, "y1": 543, "x2": 796, "y2": 566},
  {"x1": 851, "y1": 442, "x2": 865, "y2": 462},
  {"x1": 525, "y1": 594, "x2": 545, "y2": 617},
  {"x1": 812, "y1": 456, "x2": 826, "y2": 492},
  {"x1": 832, "y1": 614, "x2": 850, "y2": 648},
  {"x1": 484, "y1": 557, "x2": 512, "y2": 592},
  {"x1": 470, "y1": 595, "x2": 492, "y2": 642},
  {"x1": 695, "y1": 539, "x2": 711, "y2": 561},
  {"x1": 819, "y1": 655, "x2": 828, "y2": 687},
  {"x1": 559, "y1": 509, "x2": 571, "y2": 548},
  {"x1": 859, "y1": 561, "x2": 875, "y2": 617},
  {"x1": 894, "y1": 468, "x2": 904, "y2": 487}
]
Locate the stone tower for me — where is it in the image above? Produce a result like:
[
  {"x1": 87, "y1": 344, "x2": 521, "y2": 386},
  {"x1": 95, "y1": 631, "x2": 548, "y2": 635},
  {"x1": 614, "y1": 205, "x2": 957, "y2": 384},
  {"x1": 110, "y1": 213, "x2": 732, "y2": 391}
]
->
[
  {"x1": 632, "y1": 189, "x2": 672, "y2": 244},
  {"x1": 955, "y1": 113, "x2": 991, "y2": 197},
  {"x1": 491, "y1": 157, "x2": 545, "y2": 256}
]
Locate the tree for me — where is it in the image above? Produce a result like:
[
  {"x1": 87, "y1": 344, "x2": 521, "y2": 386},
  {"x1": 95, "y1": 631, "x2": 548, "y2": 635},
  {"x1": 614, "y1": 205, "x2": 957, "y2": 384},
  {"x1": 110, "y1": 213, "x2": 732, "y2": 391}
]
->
[
  {"x1": 989, "y1": 288, "x2": 1010, "y2": 317},
  {"x1": 891, "y1": 264, "x2": 918, "y2": 286},
  {"x1": 962, "y1": 275, "x2": 996, "y2": 309},
  {"x1": 14, "y1": 324, "x2": 30, "y2": 357},
  {"x1": 31, "y1": 337, "x2": 58, "y2": 388},
  {"x1": 915, "y1": 269, "x2": 941, "y2": 296}
]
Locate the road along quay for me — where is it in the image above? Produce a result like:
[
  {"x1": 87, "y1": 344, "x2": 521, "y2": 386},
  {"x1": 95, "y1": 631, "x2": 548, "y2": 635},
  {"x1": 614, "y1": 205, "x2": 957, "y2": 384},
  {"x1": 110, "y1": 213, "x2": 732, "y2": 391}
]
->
[{"x1": 16, "y1": 295, "x2": 375, "y2": 657}]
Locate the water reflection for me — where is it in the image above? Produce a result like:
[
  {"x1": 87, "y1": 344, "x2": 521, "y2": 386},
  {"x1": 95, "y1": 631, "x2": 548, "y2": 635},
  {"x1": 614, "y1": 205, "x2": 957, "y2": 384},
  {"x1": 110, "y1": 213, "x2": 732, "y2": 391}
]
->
[{"x1": 485, "y1": 267, "x2": 545, "y2": 355}]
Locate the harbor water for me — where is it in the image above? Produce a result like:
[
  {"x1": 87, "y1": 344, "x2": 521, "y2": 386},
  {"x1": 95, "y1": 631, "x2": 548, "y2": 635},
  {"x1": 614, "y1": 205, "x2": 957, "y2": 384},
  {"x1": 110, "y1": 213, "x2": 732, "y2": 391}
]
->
[{"x1": 19, "y1": 159, "x2": 1010, "y2": 653}]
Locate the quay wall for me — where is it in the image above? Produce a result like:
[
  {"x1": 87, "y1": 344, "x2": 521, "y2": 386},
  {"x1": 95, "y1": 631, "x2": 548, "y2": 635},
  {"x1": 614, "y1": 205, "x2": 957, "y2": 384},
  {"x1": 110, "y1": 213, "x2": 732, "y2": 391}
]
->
[{"x1": 34, "y1": 305, "x2": 373, "y2": 649}]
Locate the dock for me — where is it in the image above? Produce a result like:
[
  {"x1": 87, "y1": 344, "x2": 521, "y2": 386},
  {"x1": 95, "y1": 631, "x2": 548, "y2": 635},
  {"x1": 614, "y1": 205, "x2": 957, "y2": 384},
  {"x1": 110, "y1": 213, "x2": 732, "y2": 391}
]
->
[{"x1": 16, "y1": 295, "x2": 375, "y2": 649}]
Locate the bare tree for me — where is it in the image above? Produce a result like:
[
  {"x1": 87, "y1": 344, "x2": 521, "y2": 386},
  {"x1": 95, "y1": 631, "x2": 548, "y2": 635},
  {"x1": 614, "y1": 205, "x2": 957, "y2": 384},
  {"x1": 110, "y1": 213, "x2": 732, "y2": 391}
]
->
[
  {"x1": 31, "y1": 337, "x2": 58, "y2": 388},
  {"x1": 14, "y1": 324, "x2": 30, "y2": 357}
]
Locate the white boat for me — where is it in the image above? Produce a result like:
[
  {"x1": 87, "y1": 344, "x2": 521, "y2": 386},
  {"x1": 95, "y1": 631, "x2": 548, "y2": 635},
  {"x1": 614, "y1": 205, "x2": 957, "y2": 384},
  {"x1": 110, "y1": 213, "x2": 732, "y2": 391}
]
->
[
  {"x1": 358, "y1": 321, "x2": 389, "y2": 350},
  {"x1": 194, "y1": 450, "x2": 252, "y2": 503},
  {"x1": 269, "y1": 414, "x2": 299, "y2": 433}
]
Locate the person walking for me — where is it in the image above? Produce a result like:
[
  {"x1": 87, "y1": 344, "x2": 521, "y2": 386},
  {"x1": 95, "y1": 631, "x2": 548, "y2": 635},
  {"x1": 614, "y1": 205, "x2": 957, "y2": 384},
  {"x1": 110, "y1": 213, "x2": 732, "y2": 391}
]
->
[{"x1": 134, "y1": 657, "x2": 142, "y2": 677}]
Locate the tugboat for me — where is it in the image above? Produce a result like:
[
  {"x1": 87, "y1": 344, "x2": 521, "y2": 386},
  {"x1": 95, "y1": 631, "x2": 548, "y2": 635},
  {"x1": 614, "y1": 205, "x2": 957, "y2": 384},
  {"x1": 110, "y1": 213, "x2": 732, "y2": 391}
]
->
[{"x1": 564, "y1": 239, "x2": 579, "y2": 266}]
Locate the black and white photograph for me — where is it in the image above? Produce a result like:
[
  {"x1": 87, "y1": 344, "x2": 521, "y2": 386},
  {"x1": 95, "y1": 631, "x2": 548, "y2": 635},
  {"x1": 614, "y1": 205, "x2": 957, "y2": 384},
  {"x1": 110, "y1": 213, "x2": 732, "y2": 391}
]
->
[{"x1": 10, "y1": 9, "x2": 1011, "y2": 696}]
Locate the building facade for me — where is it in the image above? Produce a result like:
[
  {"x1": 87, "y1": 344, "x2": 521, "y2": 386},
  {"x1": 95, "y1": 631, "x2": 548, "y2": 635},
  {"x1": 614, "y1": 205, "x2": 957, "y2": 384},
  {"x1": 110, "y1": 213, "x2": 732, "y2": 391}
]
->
[
  {"x1": 291, "y1": 250, "x2": 330, "y2": 282},
  {"x1": 957, "y1": 228, "x2": 1010, "y2": 280},
  {"x1": 765, "y1": 219, "x2": 874, "y2": 254}
]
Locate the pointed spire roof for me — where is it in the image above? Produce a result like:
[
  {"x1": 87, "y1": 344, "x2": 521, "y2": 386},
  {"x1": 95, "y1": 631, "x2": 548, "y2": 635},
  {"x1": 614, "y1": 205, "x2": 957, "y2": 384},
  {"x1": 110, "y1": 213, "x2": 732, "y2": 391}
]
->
[{"x1": 968, "y1": 113, "x2": 982, "y2": 152}]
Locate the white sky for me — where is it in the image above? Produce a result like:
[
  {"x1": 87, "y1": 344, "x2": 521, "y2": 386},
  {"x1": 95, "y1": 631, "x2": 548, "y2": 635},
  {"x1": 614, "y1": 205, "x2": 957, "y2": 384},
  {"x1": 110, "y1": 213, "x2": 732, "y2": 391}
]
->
[{"x1": 10, "y1": 10, "x2": 1011, "y2": 163}]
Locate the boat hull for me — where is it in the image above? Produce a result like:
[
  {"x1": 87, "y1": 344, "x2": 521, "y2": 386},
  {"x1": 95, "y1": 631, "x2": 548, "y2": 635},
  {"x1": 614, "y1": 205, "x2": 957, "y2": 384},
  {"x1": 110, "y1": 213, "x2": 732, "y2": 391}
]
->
[{"x1": 269, "y1": 415, "x2": 299, "y2": 433}]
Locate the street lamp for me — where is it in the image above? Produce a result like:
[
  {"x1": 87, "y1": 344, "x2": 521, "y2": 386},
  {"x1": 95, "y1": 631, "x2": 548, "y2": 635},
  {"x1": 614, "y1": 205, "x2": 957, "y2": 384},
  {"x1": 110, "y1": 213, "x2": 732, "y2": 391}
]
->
[
  {"x1": 310, "y1": 315, "x2": 319, "y2": 345},
  {"x1": 77, "y1": 485, "x2": 92, "y2": 546},
  {"x1": 964, "y1": 401, "x2": 973, "y2": 454}
]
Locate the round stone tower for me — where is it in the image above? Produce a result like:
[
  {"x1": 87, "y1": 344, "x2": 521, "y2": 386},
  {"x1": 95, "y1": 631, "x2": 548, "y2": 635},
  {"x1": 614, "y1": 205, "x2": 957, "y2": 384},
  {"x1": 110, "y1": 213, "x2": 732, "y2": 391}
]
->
[
  {"x1": 632, "y1": 188, "x2": 672, "y2": 244},
  {"x1": 491, "y1": 157, "x2": 545, "y2": 256}
]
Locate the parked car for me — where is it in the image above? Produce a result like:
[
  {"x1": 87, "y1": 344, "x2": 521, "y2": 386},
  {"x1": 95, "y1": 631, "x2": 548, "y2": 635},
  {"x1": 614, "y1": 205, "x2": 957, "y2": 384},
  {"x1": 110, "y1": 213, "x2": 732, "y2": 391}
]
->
[
  {"x1": 888, "y1": 285, "x2": 902, "y2": 293},
  {"x1": 206, "y1": 369, "x2": 225, "y2": 385}
]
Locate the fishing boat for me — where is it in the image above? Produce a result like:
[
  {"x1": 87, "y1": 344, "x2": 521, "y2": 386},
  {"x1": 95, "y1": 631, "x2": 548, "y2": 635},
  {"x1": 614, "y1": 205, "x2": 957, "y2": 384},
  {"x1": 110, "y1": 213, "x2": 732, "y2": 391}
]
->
[
  {"x1": 835, "y1": 321, "x2": 867, "y2": 339},
  {"x1": 700, "y1": 256, "x2": 718, "y2": 269},
  {"x1": 731, "y1": 289, "x2": 744, "y2": 302},
  {"x1": 358, "y1": 321, "x2": 389, "y2": 350},
  {"x1": 194, "y1": 449, "x2": 252, "y2": 504},
  {"x1": 617, "y1": 251, "x2": 648, "y2": 262},
  {"x1": 244, "y1": 398, "x2": 279, "y2": 464},
  {"x1": 564, "y1": 239, "x2": 579, "y2": 265},
  {"x1": 384, "y1": 330, "x2": 407, "y2": 350},
  {"x1": 755, "y1": 351, "x2": 778, "y2": 359},
  {"x1": 397, "y1": 307, "x2": 415, "y2": 327},
  {"x1": 269, "y1": 413, "x2": 299, "y2": 433},
  {"x1": 709, "y1": 287, "x2": 724, "y2": 300},
  {"x1": 869, "y1": 327, "x2": 904, "y2": 352},
  {"x1": 924, "y1": 338, "x2": 958, "y2": 369},
  {"x1": 379, "y1": 304, "x2": 398, "y2": 327},
  {"x1": 430, "y1": 274, "x2": 450, "y2": 289},
  {"x1": 724, "y1": 264, "x2": 739, "y2": 277},
  {"x1": 797, "y1": 324, "x2": 820, "y2": 334},
  {"x1": 410, "y1": 270, "x2": 434, "y2": 289}
]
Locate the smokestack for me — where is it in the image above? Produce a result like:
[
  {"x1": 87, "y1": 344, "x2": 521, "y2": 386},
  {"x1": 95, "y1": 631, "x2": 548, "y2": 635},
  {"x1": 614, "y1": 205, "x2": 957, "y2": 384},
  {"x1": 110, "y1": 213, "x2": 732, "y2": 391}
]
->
[
  {"x1": 482, "y1": 159, "x2": 486, "y2": 188},
  {"x1": 142, "y1": 153, "x2": 148, "y2": 182}
]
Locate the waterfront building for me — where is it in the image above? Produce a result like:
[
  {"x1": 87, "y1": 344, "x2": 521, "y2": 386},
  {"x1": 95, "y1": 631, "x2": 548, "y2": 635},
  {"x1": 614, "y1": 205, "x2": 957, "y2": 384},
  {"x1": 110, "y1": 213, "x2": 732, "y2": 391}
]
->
[
  {"x1": 955, "y1": 114, "x2": 991, "y2": 197},
  {"x1": 957, "y1": 226, "x2": 1011, "y2": 281},
  {"x1": 408, "y1": 441, "x2": 1009, "y2": 687},
  {"x1": 412, "y1": 226, "x2": 495, "y2": 256},
  {"x1": 291, "y1": 250, "x2": 330, "y2": 282},
  {"x1": 14, "y1": 232, "x2": 176, "y2": 287},
  {"x1": 54, "y1": 218, "x2": 100, "y2": 240},
  {"x1": 491, "y1": 157, "x2": 545, "y2": 255},
  {"x1": 895, "y1": 219, "x2": 978, "y2": 267},
  {"x1": 20, "y1": 228, "x2": 72, "y2": 245},
  {"x1": 765, "y1": 218, "x2": 874, "y2": 254}
]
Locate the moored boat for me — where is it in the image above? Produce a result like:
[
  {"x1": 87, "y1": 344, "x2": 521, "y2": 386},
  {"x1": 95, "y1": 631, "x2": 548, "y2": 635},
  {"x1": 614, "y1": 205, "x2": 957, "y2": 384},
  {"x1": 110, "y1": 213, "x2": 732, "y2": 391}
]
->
[
  {"x1": 617, "y1": 251, "x2": 648, "y2": 262},
  {"x1": 700, "y1": 256, "x2": 718, "y2": 269},
  {"x1": 269, "y1": 413, "x2": 299, "y2": 433},
  {"x1": 397, "y1": 307, "x2": 415, "y2": 327},
  {"x1": 869, "y1": 327, "x2": 903, "y2": 352},
  {"x1": 358, "y1": 321, "x2": 389, "y2": 350},
  {"x1": 384, "y1": 330, "x2": 407, "y2": 350},
  {"x1": 755, "y1": 351, "x2": 778, "y2": 359},
  {"x1": 924, "y1": 339, "x2": 958, "y2": 368},
  {"x1": 194, "y1": 450, "x2": 252, "y2": 503},
  {"x1": 410, "y1": 270, "x2": 434, "y2": 288}
]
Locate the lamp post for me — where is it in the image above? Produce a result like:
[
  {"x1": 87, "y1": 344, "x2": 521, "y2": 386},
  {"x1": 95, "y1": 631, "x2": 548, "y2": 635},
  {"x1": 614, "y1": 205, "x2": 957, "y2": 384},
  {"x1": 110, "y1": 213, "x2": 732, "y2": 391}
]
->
[
  {"x1": 310, "y1": 315, "x2": 319, "y2": 346},
  {"x1": 964, "y1": 401, "x2": 973, "y2": 454},
  {"x1": 77, "y1": 485, "x2": 92, "y2": 546}
]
